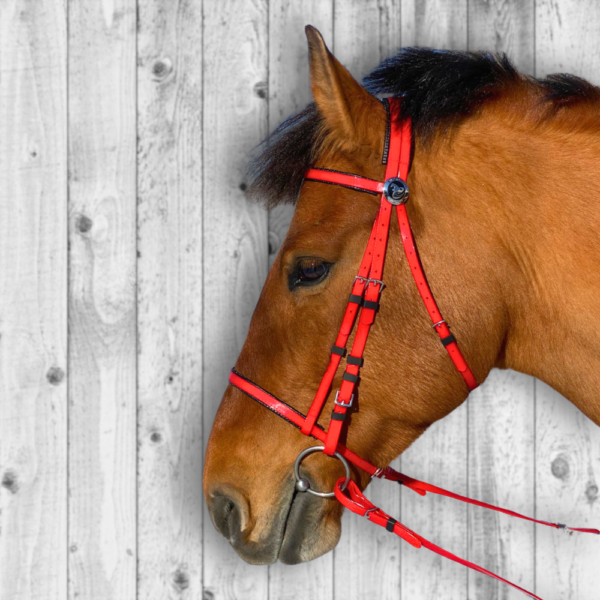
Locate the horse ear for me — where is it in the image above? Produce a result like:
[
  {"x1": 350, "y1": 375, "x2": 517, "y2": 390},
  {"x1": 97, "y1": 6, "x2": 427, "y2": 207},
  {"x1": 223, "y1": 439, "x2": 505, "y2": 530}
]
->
[{"x1": 305, "y1": 25, "x2": 383, "y2": 152}]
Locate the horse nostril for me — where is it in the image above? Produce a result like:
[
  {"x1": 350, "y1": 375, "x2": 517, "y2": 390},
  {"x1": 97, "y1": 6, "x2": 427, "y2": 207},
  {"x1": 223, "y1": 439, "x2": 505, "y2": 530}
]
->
[{"x1": 210, "y1": 494, "x2": 242, "y2": 542}]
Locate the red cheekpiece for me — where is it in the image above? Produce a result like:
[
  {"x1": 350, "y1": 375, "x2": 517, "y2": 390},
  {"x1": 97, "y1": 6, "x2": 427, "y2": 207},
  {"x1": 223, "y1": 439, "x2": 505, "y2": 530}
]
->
[{"x1": 228, "y1": 98, "x2": 598, "y2": 600}]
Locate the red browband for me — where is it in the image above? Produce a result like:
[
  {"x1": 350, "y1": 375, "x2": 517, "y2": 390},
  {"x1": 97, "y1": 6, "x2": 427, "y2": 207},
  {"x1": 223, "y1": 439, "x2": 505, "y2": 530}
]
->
[{"x1": 229, "y1": 98, "x2": 598, "y2": 599}]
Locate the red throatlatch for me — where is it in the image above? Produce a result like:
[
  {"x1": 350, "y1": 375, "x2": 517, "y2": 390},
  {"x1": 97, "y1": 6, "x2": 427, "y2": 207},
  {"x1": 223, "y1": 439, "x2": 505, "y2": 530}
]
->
[{"x1": 228, "y1": 98, "x2": 598, "y2": 599}]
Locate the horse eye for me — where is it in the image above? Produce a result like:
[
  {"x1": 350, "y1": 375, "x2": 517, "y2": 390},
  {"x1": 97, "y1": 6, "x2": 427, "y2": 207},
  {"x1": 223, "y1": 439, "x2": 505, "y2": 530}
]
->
[{"x1": 291, "y1": 258, "x2": 331, "y2": 289}]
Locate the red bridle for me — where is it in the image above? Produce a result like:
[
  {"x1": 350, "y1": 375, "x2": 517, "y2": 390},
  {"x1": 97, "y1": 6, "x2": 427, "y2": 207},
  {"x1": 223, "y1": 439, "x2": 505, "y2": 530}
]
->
[{"x1": 228, "y1": 98, "x2": 598, "y2": 599}]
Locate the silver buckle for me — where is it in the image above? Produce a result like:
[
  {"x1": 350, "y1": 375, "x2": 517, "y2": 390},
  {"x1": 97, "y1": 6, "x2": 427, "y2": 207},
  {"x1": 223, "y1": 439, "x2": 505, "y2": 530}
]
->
[
  {"x1": 367, "y1": 278, "x2": 386, "y2": 291},
  {"x1": 432, "y1": 319, "x2": 446, "y2": 328},
  {"x1": 371, "y1": 467, "x2": 384, "y2": 479},
  {"x1": 354, "y1": 276, "x2": 369, "y2": 284},
  {"x1": 335, "y1": 391, "x2": 353, "y2": 408}
]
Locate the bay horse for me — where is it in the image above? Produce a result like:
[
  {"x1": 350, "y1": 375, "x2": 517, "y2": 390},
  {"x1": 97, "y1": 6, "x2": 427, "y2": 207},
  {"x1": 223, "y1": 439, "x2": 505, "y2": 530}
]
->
[{"x1": 203, "y1": 24, "x2": 600, "y2": 581}]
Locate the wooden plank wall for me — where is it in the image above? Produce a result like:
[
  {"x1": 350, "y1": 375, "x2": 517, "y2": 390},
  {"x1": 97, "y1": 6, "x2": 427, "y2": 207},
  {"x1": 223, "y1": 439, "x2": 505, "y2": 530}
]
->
[{"x1": 1, "y1": 1, "x2": 599, "y2": 599}]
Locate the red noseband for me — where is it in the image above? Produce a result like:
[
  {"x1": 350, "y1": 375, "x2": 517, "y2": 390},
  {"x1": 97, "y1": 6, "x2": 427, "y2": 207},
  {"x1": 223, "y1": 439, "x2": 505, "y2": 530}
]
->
[{"x1": 228, "y1": 98, "x2": 598, "y2": 599}]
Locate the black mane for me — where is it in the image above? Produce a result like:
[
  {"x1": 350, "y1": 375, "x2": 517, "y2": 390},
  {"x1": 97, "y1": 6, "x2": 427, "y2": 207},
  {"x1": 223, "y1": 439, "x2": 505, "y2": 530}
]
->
[
  {"x1": 248, "y1": 47, "x2": 599, "y2": 208},
  {"x1": 364, "y1": 48, "x2": 519, "y2": 141}
]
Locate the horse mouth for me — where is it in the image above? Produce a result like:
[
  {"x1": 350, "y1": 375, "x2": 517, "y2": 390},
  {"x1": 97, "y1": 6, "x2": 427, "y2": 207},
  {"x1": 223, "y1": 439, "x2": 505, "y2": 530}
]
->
[{"x1": 277, "y1": 474, "x2": 341, "y2": 564}]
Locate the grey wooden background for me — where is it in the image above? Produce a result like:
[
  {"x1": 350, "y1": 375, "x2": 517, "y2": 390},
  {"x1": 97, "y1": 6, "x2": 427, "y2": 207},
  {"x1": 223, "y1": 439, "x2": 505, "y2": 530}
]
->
[{"x1": 1, "y1": 1, "x2": 600, "y2": 599}]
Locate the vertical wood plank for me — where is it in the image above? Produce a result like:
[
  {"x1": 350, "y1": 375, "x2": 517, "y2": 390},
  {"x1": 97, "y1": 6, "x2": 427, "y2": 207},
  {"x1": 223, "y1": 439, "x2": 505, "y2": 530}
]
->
[
  {"x1": 466, "y1": 372, "x2": 535, "y2": 600},
  {"x1": 266, "y1": 3, "x2": 334, "y2": 599},
  {"x1": 0, "y1": 2, "x2": 68, "y2": 599},
  {"x1": 535, "y1": 9, "x2": 600, "y2": 599},
  {"x1": 332, "y1": 3, "x2": 403, "y2": 599},
  {"x1": 397, "y1": 7, "x2": 468, "y2": 599},
  {"x1": 267, "y1": 1, "x2": 333, "y2": 268},
  {"x1": 401, "y1": 0, "x2": 467, "y2": 49},
  {"x1": 467, "y1": 4, "x2": 536, "y2": 598},
  {"x1": 334, "y1": 0, "x2": 402, "y2": 78},
  {"x1": 536, "y1": 0, "x2": 600, "y2": 76},
  {"x1": 67, "y1": 1, "x2": 137, "y2": 598},
  {"x1": 137, "y1": 1, "x2": 204, "y2": 598},
  {"x1": 534, "y1": 383, "x2": 600, "y2": 600},
  {"x1": 202, "y1": 1, "x2": 270, "y2": 599},
  {"x1": 469, "y1": 0, "x2": 534, "y2": 70}
]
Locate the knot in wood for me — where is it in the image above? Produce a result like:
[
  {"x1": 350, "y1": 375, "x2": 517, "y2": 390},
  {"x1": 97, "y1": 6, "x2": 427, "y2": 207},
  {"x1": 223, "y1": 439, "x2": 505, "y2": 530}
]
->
[
  {"x1": 551, "y1": 454, "x2": 570, "y2": 480},
  {"x1": 253, "y1": 81, "x2": 268, "y2": 99},
  {"x1": 47, "y1": 366, "x2": 65, "y2": 385},
  {"x1": 172, "y1": 568, "x2": 189, "y2": 591},
  {"x1": 76, "y1": 214, "x2": 93, "y2": 234},
  {"x1": 2, "y1": 470, "x2": 19, "y2": 494},
  {"x1": 152, "y1": 58, "x2": 173, "y2": 81}
]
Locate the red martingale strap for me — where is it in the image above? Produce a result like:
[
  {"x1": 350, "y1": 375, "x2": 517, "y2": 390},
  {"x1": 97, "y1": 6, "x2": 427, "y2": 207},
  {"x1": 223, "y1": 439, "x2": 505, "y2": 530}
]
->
[{"x1": 228, "y1": 98, "x2": 599, "y2": 599}]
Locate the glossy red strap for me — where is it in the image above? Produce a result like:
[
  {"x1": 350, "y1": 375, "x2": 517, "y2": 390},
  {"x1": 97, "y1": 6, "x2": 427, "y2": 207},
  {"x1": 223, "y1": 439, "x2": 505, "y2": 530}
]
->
[
  {"x1": 300, "y1": 212, "x2": 381, "y2": 437},
  {"x1": 304, "y1": 168, "x2": 384, "y2": 195},
  {"x1": 230, "y1": 369, "x2": 385, "y2": 475},
  {"x1": 228, "y1": 369, "x2": 598, "y2": 600},
  {"x1": 335, "y1": 480, "x2": 545, "y2": 600},
  {"x1": 396, "y1": 203, "x2": 478, "y2": 390},
  {"x1": 382, "y1": 468, "x2": 599, "y2": 534}
]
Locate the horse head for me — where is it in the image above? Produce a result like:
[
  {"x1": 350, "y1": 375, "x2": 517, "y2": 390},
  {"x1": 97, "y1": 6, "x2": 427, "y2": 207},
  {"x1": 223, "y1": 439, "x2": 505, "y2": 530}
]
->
[{"x1": 203, "y1": 25, "x2": 600, "y2": 566}]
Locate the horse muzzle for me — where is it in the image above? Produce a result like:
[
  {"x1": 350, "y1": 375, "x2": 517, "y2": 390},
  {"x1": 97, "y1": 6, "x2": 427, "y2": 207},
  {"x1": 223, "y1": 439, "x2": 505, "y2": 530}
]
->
[{"x1": 206, "y1": 471, "x2": 343, "y2": 565}]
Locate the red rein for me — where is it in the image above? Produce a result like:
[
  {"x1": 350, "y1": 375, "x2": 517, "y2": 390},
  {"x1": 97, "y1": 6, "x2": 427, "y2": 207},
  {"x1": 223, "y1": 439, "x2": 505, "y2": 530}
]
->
[{"x1": 229, "y1": 98, "x2": 598, "y2": 599}]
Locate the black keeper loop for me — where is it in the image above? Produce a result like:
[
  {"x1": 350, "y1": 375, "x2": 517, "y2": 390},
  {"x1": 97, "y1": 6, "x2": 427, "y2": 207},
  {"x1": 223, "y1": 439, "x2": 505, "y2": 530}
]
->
[
  {"x1": 363, "y1": 300, "x2": 379, "y2": 311},
  {"x1": 441, "y1": 333, "x2": 456, "y2": 347},
  {"x1": 331, "y1": 411, "x2": 346, "y2": 422},
  {"x1": 386, "y1": 517, "x2": 397, "y2": 532},
  {"x1": 331, "y1": 345, "x2": 347, "y2": 357},
  {"x1": 342, "y1": 371, "x2": 359, "y2": 383},
  {"x1": 349, "y1": 293, "x2": 363, "y2": 305},
  {"x1": 347, "y1": 355, "x2": 364, "y2": 367}
]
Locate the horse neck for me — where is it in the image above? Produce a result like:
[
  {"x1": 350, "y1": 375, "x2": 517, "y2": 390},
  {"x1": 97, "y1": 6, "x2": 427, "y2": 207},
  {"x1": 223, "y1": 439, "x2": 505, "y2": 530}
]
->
[{"x1": 414, "y1": 106, "x2": 600, "y2": 424}]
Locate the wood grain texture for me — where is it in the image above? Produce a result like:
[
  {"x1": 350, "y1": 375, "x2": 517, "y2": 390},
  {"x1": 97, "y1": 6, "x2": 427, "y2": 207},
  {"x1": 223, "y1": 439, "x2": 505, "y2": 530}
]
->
[
  {"x1": 202, "y1": 1, "x2": 270, "y2": 599},
  {"x1": 534, "y1": 382, "x2": 600, "y2": 600},
  {"x1": 334, "y1": 0, "x2": 402, "y2": 78},
  {"x1": 400, "y1": 405, "x2": 469, "y2": 599},
  {"x1": 535, "y1": 7, "x2": 600, "y2": 599},
  {"x1": 467, "y1": 371, "x2": 535, "y2": 600},
  {"x1": 267, "y1": 3, "x2": 335, "y2": 599},
  {"x1": 536, "y1": 0, "x2": 600, "y2": 77},
  {"x1": 332, "y1": 3, "x2": 403, "y2": 599},
  {"x1": 0, "y1": 2, "x2": 68, "y2": 599},
  {"x1": 469, "y1": 0, "x2": 534, "y2": 72},
  {"x1": 467, "y1": 4, "x2": 535, "y2": 598},
  {"x1": 396, "y1": 4, "x2": 469, "y2": 598},
  {"x1": 401, "y1": 0, "x2": 467, "y2": 49},
  {"x1": 67, "y1": 1, "x2": 137, "y2": 598},
  {"x1": 137, "y1": 1, "x2": 204, "y2": 598}
]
